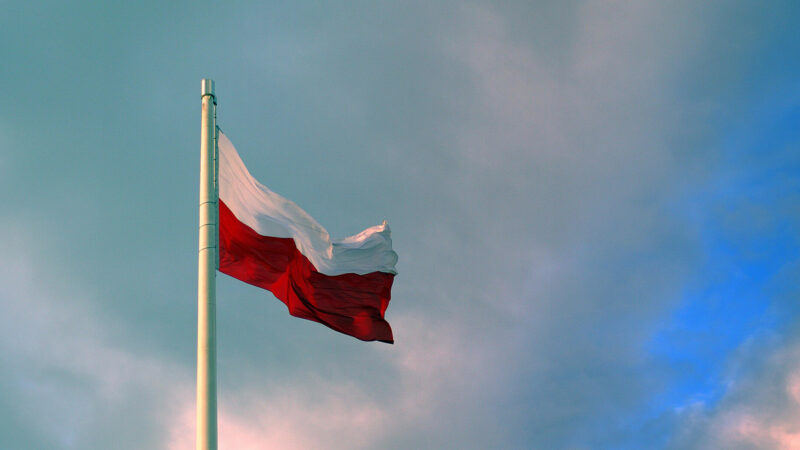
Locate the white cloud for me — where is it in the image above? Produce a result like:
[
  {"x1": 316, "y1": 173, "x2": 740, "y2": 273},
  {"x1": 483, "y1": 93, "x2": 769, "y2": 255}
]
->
[
  {"x1": 3, "y1": 1, "x2": 793, "y2": 448},
  {"x1": 0, "y1": 221, "x2": 191, "y2": 448},
  {"x1": 165, "y1": 312, "x2": 494, "y2": 449},
  {"x1": 168, "y1": 382, "x2": 389, "y2": 450},
  {"x1": 671, "y1": 335, "x2": 800, "y2": 450}
]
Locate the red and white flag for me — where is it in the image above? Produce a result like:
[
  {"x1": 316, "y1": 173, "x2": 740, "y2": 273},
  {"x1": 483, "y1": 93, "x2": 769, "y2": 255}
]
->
[{"x1": 217, "y1": 133, "x2": 397, "y2": 343}]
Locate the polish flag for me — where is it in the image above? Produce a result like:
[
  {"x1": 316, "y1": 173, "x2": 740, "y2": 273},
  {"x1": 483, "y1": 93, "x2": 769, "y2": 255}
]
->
[{"x1": 217, "y1": 133, "x2": 397, "y2": 343}]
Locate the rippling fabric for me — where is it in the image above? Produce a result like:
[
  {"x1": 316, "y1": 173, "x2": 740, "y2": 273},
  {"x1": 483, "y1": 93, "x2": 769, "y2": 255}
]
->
[{"x1": 217, "y1": 133, "x2": 396, "y2": 343}]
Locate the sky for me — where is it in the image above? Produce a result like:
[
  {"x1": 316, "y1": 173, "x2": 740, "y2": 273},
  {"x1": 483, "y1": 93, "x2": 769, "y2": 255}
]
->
[{"x1": 1, "y1": 1, "x2": 799, "y2": 449}]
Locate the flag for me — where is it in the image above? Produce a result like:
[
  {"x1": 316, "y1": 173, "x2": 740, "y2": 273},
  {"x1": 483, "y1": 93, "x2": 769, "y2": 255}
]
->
[{"x1": 217, "y1": 133, "x2": 397, "y2": 343}]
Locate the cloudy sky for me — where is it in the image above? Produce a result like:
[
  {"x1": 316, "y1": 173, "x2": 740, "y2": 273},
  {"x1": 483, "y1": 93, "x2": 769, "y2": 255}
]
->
[{"x1": 2, "y1": 1, "x2": 799, "y2": 448}]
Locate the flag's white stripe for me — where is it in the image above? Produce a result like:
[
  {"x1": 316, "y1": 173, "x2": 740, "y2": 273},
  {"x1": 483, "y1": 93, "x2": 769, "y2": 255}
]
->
[{"x1": 218, "y1": 132, "x2": 398, "y2": 276}]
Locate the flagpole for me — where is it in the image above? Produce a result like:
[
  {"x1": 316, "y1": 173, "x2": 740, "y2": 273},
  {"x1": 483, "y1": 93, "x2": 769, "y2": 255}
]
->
[{"x1": 197, "y1": 78, "x2": 218, "y2": 450}]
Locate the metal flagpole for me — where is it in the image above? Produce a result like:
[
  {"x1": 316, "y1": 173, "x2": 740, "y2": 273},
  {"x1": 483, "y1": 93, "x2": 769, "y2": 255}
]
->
[{"x1": 197, "y1": 78, "x2": 218, "y2": 450}]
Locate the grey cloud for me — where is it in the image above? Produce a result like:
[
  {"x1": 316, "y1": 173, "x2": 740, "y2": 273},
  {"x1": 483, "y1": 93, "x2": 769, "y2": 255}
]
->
[{"x1": 1, "y1": 0, "x2": 798, "y2": 448}]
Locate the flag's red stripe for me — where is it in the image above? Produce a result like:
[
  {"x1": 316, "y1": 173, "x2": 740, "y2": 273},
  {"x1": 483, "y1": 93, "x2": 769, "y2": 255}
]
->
[{"x1": 218, "y1": 200, "x2": 395, "y2": 343}]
